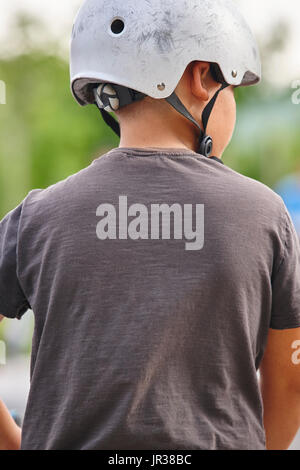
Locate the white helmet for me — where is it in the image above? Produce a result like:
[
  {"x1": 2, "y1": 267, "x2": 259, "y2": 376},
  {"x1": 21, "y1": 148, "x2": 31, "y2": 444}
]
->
[{"x1": 70, "y1": 0, "x2": 261, "y2": 157}]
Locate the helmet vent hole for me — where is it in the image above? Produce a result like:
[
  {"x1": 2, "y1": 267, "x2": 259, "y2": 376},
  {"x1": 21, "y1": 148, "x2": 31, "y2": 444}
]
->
[{"x1": 111, "y1": 19, "x2": 125, "y2": 35}]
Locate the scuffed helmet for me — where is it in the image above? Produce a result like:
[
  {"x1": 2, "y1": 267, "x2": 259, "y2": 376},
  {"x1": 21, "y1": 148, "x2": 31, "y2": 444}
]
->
[
  {"x1": 70, "y1": 0, "x2": 261, "y2": 158},
  {"x1": 70, "y1": 0, "x2": 261, "y2": 106}
]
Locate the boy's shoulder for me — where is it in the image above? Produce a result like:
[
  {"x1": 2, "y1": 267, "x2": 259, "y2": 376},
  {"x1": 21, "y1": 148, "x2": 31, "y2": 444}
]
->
[
  {"x1": 221, "y1": 163, "x2": 285, "y2": 212},
  {"x1": 20, "y1": 151, "x2": 286, "y2": 226},
  {"x1": 21, "y1": 158, "x2": 102, "y2": 209}
]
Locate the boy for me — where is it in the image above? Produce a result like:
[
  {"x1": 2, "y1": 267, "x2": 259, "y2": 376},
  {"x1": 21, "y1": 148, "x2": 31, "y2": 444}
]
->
[{"x1": 1, "y1": 0, "x2": 300, "y2": 450}]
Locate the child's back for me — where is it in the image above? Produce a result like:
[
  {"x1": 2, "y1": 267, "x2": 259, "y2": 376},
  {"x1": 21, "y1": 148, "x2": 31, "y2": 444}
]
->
[{"x1": 8, "y1": 146, "x2": 294, "y2": 449}]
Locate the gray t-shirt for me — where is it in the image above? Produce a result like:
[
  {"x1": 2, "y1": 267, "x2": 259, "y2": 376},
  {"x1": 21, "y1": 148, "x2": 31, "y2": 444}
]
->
[{"x1": 1, "y1": 147, "x2": 300, "y2": 450}]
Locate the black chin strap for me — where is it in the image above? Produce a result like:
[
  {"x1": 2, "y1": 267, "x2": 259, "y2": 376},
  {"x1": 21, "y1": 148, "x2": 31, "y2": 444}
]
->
[
  {"x1": 95, "y1": 85, "x2": 147, "y2": 138},
  {"x1": 165, "y1": 82, "x2": 229, "y2": 157},
  {"x1": 99, "y1": 108, "x2": 121, "y2": 138},
  {"x1": 95, "y1": 82, "x2": 229, "y2": 159}
]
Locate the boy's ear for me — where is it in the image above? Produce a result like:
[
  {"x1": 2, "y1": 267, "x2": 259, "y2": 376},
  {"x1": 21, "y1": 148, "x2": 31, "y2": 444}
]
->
[{"x1": 190, "y1": 62, "x2": 211, "y2": 102}]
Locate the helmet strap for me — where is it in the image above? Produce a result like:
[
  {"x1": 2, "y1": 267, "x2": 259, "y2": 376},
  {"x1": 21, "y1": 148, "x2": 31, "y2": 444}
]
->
[
  {"x1": 94, "y1": 82, "x2": 229, "y2": 159},
  {"x1": 98, "y1": 108, "x2": 121, "y2": 138},
  {"x1": 165, "y1": 82, "x2": 229, "y2": 158},
  {"x1": 94, "y1": 84, "x2": 146, "y2": 139}
]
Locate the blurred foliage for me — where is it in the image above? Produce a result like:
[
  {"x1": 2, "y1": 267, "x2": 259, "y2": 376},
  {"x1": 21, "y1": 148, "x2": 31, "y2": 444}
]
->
[
  {"x1": 225, "y1": 87, "x2": 300, "y2": 188},
  {"x1": 0, "y1": 11, "x2": 119, "y2": 217},
  {"x1": 0, "y1": 51, "x2": 118, "y2": 217},
  {"x1": 225, "y1": 17, "x2": 300, "y2": 187},
  {"x1": 0, "y1": 11, "x2": 299, "y2": 220}
]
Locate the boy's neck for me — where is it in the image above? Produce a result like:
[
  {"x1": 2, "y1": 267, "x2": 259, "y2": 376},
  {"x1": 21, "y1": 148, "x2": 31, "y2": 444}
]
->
[{"x1": 118, "y1": 121, "x2": 222, "y2": 158}]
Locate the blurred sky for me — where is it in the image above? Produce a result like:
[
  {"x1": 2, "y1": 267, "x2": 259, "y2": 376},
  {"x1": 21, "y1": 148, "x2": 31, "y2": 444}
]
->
[{"x1": 0, "y1": 0, "x2": 299, "y2": 88}]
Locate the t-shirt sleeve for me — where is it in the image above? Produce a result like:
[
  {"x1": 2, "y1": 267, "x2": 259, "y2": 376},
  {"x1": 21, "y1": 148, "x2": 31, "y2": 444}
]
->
[
  {"x1": 0, "y1": 203, "x2": 31, "y2": 320},
  {"x1": 271, "y1": 205, "x2": 300, "y2": 330}
]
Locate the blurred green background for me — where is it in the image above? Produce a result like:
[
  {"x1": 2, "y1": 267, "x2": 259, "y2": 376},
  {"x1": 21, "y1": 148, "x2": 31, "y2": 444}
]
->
[
  {"x1": 0, "y1": 0, "x2": 300, "y2": 447},
  {"x1": 0, "y1": 7, "x2": 299, "y2": 219}
]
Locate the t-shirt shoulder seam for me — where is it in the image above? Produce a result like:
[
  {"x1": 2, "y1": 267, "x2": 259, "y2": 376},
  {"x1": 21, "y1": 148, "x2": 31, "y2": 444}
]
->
[
  {"x1": 108, "y1": 151, "x2": 205, "y2": 160},
  {"x1": 272, "y1": 207, "x2": 290, "y2": 280},
  {"x1": 15, "y1": 200, "x2": 32, "y2": 312},
  {"x1": 104, "y1": 151, "x2": 232, "y2": 168}
]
